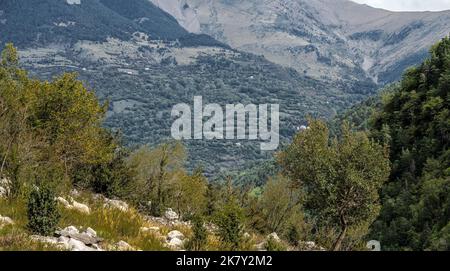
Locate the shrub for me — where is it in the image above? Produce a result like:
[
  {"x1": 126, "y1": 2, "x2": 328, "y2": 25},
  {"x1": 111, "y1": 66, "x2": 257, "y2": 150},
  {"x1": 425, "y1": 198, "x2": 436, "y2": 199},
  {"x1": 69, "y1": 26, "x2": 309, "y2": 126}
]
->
[
  {"x1": 186, "y1": 215, "x2": 208, "y2": 251},
  {"x1": 214, "y1": 200, "x2": 244, "y2": 251},
  {"x1": 265, "y1": 236, "x2": 287, "y2": 251},
  {"x1": 287, "y1": 224, "x2": 300, "y2": 247},
  {"x1": 27, "y1": 186, "x2": 60, "y2": 236}
]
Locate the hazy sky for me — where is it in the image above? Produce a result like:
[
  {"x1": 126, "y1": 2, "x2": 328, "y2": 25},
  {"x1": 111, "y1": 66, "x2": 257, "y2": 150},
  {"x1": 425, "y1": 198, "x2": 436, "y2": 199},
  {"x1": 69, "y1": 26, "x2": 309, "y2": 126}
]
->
[{"x1": 351, "y1": 0, "x2": 450, "y2": 11}]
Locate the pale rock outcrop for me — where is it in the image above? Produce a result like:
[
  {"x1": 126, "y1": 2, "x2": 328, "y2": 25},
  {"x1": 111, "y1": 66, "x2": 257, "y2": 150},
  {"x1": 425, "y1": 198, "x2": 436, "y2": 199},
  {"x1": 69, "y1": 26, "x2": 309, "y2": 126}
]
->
[
  {"x1": 103, "y1": 199, "x2": 129, "y2": 212},
  {"x1": 167, "y1": 230, "x2": 184, "y2": 241},
  {"x1": 56, "y1": 196, "x2": 90, "y2": 214},
  {"x1": 115, "y1": 240, "x2": 134, "y2": 251},
  {"x1": 164, "y1": 208, "x2": 179, "y2": 221}
]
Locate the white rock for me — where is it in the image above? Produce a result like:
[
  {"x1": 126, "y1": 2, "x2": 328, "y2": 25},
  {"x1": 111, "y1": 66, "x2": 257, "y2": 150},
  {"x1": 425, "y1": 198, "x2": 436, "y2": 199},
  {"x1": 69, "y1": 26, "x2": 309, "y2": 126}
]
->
[
  {"x1": 168, "y1": 237, "x2": 183, "y2": 249},
  {"x1": 56, "y1": 197, "x2": 71, "y2": 207},
  {"x1": 267, "y1": 232, "x2": 281, "y2": 242},
  {"x1": 86, "y1": 227, "x2": 97, "y2": 238},
  {"x1": 103, "y1": 199, "x2": 129, "y2": 212},
  {"x1": 0, "y1": 215, "x2": 14, "y2": 226},
  {"x1": 60, "y1": 226, "x2": 80, "y2": 236},
  {"x1": 367, "y1": 240, "x2": 381, "y2": 251},
  {"x1": 115, "y1": 240, "x2": 133, "y2": 251},
  {"x1": 164, "y1": 208, "x2": 179, "y2": 221},
  {"x1": 71, "y1": 200, "x2": 90, "y2": 214},
  {"x1": 167, "y1": 230, "x2": 184, "y2": 241},
  {"x1": 68, "y1": 238, "x2": 96, "y2": 251}
]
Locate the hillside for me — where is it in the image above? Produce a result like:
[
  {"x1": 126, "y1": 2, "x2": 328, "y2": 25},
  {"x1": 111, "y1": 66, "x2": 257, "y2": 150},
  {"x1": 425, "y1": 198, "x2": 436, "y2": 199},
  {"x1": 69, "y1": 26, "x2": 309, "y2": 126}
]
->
[
  {"x1": 0, "y1": 0, "x2": 222, "y2": 48},
  {"x1": 0, "y1": 0, "x2": 377, "y2": 175},
  {"x1": 167, "y1": 0, "x2": 450, "y2": 84}
]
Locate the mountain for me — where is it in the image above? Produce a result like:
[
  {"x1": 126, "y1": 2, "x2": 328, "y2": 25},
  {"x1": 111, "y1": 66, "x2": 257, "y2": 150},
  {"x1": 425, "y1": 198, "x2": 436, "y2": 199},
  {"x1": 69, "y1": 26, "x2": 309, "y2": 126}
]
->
[
  {"x1": 0, "y1": 0, "x2": 222, "y2": 48},
  {"x1": 1, "y1": 0, "x2": 356, "y2": 175},
  {"x1": 163, "y1": 0, "x2": 450, "y2": 84},
  {"x1": 0, "y1": 0, "x2": 447, "y2": 176}
]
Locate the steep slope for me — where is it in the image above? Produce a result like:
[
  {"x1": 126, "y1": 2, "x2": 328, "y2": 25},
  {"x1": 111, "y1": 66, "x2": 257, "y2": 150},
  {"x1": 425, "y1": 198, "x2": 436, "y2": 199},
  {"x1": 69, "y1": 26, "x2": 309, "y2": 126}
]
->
[
  {"x1": 0, "y1": 0, "x2": 221, "y2": 48},
  {"x1": 151, "y1": 0, "x2": 201, "y2": 33},
  {"x1": 1, "y1": 0, "x2": 363, "y2": 175},
  {"x1": 173, "y1": 0, "x2": 450, "y2": 84}
]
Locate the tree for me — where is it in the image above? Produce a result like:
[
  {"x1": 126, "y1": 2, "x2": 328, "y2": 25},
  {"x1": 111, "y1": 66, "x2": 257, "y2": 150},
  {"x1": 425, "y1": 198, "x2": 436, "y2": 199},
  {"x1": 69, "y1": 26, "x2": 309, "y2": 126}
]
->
[
  {"x1": 279, "y1": 119, "x2": 390, "y2": 250},
  {"x1": 128, "y1": 141, "x2": 186, "y2": 216},
  {"x1": 214, "y1": 197, "x2": 245, "y2": 251},
  {"x1": 186, "y1": 215, "x2": 208, "y2": 251},
  {"x1": 258, "y1": 175, "x2": 303, "y2": 233},
  {"x1": 370, "y1": 36, "x2": 450, "y2": 251},
  {"x1": 27, "y1": 185, "x2": 60, "y2": 236},
  {"x1": 173, "y1": 167, "x2": 208, "y2": 219}
]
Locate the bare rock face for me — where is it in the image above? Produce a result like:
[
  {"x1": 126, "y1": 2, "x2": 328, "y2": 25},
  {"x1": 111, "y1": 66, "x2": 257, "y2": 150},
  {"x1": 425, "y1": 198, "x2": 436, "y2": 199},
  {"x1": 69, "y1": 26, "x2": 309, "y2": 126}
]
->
[
  {"x1": 151, "y1": 0, "x2": 201, "y2": 33},
  {"x1": 183, "y1": 0, "x2": 450, "y2": 84}
]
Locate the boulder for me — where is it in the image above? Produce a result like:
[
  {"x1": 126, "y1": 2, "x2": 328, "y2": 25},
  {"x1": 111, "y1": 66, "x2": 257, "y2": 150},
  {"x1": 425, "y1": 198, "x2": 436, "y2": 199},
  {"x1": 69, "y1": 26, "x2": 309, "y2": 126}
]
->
[
  {"x1": 168, "y1": 237, "x2": 183, "y2": 249},
  {"x1": 71, "y1": 200, "x2": 90, "y2": 214},
  {"x1": 86, "y1": 227, "x2": 97, "y2": 238},
  {"x1": 56, "y1": 197, "x2": 71, "y2": 208},
  {"x1": 167, "y1": 230, "x2": 184, "y2": 241},
  {"x1": 68, "y1": 238, "x2": 96, "y2": 251},
  {"x1": 267, "y1": 232, "x2": 281, "y2": 243},
  {"x1": 103, "y1": 199, "x2": 129, "y2": 212},
  {"x1": 164, "y1": 208, "x2": 179, "y2": 221},
  {"x1": 0, "y1": 215, "x2": 14, "y2": 226},
  {"x1": 115, "y1": 240, "x2": 134, "y2": 251},
  {"x1": 367, "y1": 240, "x2": 381, "y2": 251},
  {"x1": 56, "y1": 226, "x2": 103, "y2": 245}
]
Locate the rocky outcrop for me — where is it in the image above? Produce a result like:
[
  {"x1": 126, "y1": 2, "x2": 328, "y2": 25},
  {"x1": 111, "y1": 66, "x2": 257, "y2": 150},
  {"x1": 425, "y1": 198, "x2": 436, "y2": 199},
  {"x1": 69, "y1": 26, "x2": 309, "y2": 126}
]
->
[
  {"x1": 114, "y1": 240, "x2": 135, "y2": 251},
  {"x1": 56, "y1": 197, "x2": 90, "y2": 214},
  {"x1": 164, "y1": 208, "x2": 179, "y2": 221},
  {"x1": 103, "y1": 198, "x2": 129, "y2": 212},
  {"x1": 32, "y1": 226, "x2": 103, "y2": 251},
  {"x1": 166, "y1": 230, "x2": 185, "y2": 250}
]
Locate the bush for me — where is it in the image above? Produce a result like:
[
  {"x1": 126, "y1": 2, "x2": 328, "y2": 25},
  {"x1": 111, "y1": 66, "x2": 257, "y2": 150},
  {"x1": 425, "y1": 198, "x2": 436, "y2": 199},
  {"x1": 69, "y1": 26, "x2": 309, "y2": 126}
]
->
[
  {"x1": 265, "y1": 236, "x2": 287, "y2": 251},
  {"x1": 214, "y1": 200, "x2": 244, "y2": 251},
  {"x1": 186, "y1": 215, "x2": 208, "y2": 251},
  {"x1": 287, "y1": 224, "x2": 300, "y2": 247},
  {"x1": 27, "y1": 186, "x2": 60, "y2": 236}
]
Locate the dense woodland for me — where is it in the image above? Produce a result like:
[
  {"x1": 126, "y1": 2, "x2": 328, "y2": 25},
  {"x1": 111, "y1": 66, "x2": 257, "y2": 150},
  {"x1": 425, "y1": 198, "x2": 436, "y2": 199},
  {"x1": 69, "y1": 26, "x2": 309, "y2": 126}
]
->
[{"x1": 0, "y1": 36, "x2": 449, "y2": 251}]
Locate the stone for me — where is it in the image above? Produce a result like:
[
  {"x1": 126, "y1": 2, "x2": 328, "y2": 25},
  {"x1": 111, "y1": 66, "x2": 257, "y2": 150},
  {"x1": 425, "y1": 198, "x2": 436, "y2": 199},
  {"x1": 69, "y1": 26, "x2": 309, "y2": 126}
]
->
[
  {"x1": 267, "y1": 232, "x2": 281, "y2": 242},
  {"x1": 367, "y1": 240, "x2": 381, "y2": 251},
  {"x1": 0, "y1": 215, "x2": 14, "y2": 226},
  {"x1": 56, "y1": 197, "x2": 71, "y2": 207},
  {"x1": 71, "y1": 200, "x2": 90, "y2": 214},
  {"x1": 164, "y1": 208, "x2": 179, "y2": 221},
  {"x1": 86, "y1": 227, "x2": 97, "y2": 238},
  {"x1": 58, "y1": 226, "x2": 80, "y2": 236},
  {"x1": 115, "y1": 240, "x2": 133, "y2": 251},
  {"x1": 168, "y1": 237, "x2": 183, "y2": 249},
  {"x1": 167, "y1": 230, "x2": 184, "y2": 241},
  {"x1": 103, "y1": 199, "x2": 129, "y2": 212},
  {"x1": 68, "y1": 238, "x2": 96, "y2": 251}
]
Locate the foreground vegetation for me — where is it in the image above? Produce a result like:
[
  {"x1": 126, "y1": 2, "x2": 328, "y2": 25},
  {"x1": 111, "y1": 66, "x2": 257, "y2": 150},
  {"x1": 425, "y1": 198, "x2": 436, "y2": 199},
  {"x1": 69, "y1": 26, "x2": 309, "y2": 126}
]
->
[{"x1": 1, "y1": 36, "x2": 449, "y2": 251}]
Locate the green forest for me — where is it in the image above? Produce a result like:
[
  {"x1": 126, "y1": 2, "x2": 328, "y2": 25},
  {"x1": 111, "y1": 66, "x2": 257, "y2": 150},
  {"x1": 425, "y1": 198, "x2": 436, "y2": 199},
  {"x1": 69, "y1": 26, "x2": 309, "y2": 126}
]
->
[{"x1": 0, "y1": 36, "x2": 448, "y2": 251}]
